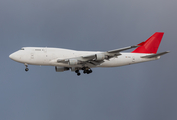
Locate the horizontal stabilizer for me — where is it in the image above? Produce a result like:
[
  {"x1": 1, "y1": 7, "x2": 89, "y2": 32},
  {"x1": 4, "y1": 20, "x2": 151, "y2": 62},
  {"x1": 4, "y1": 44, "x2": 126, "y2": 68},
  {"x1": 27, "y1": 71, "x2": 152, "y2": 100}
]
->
[{"x1": 141, "y1": 51, "x2": 170, "y2": 58}]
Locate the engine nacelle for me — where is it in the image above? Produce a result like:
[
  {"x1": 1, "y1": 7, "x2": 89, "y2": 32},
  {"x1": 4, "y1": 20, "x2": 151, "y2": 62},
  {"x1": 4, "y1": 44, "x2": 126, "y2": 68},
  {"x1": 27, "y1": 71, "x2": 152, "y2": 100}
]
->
[
  {"x1": 55, "y1": 66, "x2": 69, "y2": 72},
  {"x1": 68, "y1": 59, "x2": 78, "y2": 65},
  {"x1": 95, "y1": 53, "x2": 105, "y2": 61}
]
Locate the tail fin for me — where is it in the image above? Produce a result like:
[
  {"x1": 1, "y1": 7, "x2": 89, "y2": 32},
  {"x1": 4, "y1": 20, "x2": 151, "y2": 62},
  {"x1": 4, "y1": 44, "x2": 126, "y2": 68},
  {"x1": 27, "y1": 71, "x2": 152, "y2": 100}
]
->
[{"x1": 132, "y1": 32, "x2": 164, "y2": 54}]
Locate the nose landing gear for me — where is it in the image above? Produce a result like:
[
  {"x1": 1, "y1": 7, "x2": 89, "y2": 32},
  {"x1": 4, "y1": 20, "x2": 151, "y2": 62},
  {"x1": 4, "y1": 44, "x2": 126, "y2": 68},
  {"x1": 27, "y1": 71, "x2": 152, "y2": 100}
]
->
[
  {"x1": 25, "y1": 68, "x2": 29, "y2": 72},
  {"x1": 25, "y1": 64, "x2": 29, "y2": 72}
]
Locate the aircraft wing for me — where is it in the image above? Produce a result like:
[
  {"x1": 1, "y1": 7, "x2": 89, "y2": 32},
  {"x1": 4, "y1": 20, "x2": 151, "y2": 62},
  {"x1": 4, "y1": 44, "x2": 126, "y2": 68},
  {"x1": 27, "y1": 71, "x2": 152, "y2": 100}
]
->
[
  {"x1": 57, "y1": 45, "x2": 138, "y2": 67},
  {"x1": 107, "y1": 45, "x2": 137, "y2": 53},
  {"x1": 57, "y1": 54, "x2": 96, "y2": 63}
]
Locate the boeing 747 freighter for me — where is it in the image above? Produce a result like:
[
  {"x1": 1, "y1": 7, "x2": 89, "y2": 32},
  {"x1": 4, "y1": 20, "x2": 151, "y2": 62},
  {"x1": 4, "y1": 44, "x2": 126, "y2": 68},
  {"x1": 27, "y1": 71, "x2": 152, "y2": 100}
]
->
[{"x1": 9, "y1": 32, "x2": 169, "y2": 76}]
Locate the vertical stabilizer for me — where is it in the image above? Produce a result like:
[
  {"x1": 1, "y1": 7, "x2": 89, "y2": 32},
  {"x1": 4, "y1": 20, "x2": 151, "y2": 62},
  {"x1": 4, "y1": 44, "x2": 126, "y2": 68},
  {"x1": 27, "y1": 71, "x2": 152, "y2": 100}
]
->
[{"x1": 132, "y1": 32, "x2": 164, "y2": 54}]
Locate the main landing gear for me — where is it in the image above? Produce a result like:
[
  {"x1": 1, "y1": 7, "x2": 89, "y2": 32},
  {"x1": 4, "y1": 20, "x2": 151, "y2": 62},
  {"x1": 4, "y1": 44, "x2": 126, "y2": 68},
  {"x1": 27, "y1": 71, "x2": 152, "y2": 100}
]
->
[
  {"x1": 75, "y1": 67, "x2": 93, "y2": 76},
  {"x1": 25, "y1": 64, "x2": 29, "y2": 72},
  {"x1": 75, "y1": 70, "x2": 81, "y2": 76},
  {"x1": 83, "y1": 69, "x2": 92, "y2": 74}
]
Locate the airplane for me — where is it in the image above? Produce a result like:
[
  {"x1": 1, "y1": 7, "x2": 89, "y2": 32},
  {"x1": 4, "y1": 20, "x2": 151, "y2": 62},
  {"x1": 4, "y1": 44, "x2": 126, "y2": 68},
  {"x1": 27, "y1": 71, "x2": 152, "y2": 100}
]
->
[{"x1": 9, "y1": 32, "x2": 169, "y2": 76}]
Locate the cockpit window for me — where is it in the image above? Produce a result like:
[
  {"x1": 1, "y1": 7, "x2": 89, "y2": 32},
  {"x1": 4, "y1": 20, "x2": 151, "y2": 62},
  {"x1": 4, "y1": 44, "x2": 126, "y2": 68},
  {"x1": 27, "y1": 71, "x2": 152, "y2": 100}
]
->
[{"x1": 21, "y1": 48, "x2": 24, "y2": 50}]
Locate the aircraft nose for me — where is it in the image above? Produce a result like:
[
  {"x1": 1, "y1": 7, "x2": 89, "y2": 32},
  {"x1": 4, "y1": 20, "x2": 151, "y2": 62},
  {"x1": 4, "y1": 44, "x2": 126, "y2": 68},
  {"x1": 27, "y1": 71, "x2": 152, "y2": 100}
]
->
[
  {"x1": 9, "y1": 53, "x2": 15, "y2": 60},
  {"x1": 9, "y1": 50, "x2": 24, "y2": 63},
  {"x1": 9, "y1": 52, "x2": 19, "y2": 61}
]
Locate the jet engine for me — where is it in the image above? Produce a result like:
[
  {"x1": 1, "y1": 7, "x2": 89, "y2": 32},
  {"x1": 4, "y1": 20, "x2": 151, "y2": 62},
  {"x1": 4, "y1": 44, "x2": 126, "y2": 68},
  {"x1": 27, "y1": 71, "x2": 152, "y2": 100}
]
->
[
  {"x1": 95, "y1": 53, "x2": 105, "y2": 61},
  {"x1": 55, "y1": 66, "x2": 69, "y2": 72},
  {"x1": 68, "y1": 59, "x2": 78, "y2": 65}
]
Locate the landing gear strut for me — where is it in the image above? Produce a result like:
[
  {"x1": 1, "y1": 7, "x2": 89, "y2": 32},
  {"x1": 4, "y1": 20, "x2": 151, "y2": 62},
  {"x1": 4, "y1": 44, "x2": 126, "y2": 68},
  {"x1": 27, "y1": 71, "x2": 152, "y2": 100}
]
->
[{"x1": 25, "y1": 64, "x2": 29, "y2": 72}]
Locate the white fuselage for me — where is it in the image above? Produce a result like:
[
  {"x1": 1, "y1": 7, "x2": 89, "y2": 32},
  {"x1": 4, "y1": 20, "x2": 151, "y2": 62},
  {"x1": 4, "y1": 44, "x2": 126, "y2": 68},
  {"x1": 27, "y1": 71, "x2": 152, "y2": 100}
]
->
[{"x1": 9, "y1": 47, "x2": 159, "y2": 68}]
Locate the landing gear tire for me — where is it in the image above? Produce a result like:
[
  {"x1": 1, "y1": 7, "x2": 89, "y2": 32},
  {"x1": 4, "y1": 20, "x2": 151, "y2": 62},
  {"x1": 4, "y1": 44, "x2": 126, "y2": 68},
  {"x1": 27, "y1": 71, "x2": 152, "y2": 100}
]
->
[
  {"x1": 25, "y1": 64, "x2": 29, "y2": 72},
  {"x1": 75, "y1": 70, "x2": 79, "y2": 73},
  {"x1": 83, "y1": 68, "x2": 93, "y2": 75},
  {"x1": 75, "y1": 70, "x2": 81, "y2": 76},
  {"x1": 77, "y1": 73, "x2": 81, "y2": 76},
  {"x1": 25, "y1": 68, "x2": 29, "y2": 72}
]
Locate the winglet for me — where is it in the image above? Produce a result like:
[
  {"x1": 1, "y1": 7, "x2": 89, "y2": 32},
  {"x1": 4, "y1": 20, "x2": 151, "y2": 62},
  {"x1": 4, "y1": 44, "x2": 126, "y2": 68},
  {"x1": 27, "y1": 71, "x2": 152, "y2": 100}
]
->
[{"x1": 132, "y1": 32, "x2": 164, "y2": 54}]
